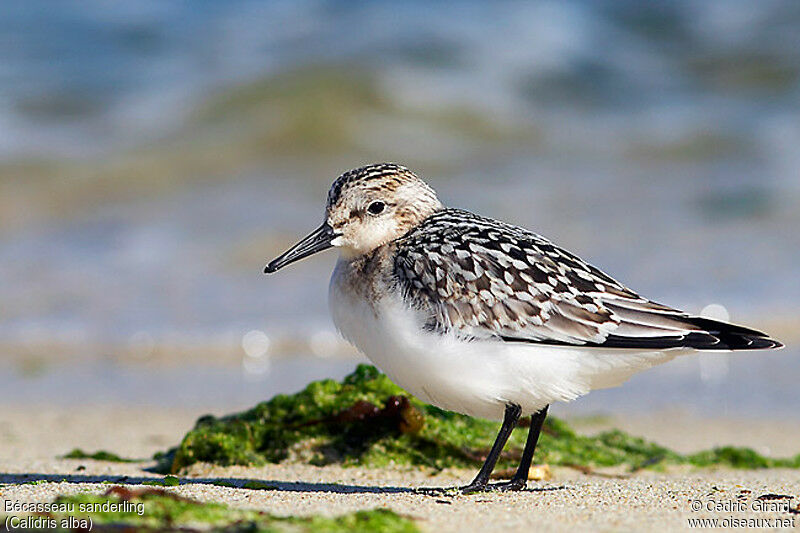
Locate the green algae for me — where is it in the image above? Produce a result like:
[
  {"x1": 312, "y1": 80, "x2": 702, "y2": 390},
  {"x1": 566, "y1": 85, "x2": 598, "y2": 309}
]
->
[
  {"x1": 686, "y1": 447, "x2": 800, "y2": 469},
  {"x1": 62, "y1": 448, "x2": 138, "y2": 463},
  {"x1": 161, "y1": 364, "x2": 800, "y2": 474},
  {"x1": 242, "y1": 480, "x2": 279, "y2": 490},
  {"x1": 29, "y1": 487, "x2": 417, "y2": 532},
  {"x1": 142, "y1": 475, "x2": 181, "y2": 487}
]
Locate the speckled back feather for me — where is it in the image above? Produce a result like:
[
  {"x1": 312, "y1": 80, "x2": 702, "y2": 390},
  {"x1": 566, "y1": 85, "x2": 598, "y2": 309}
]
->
[{"x1": 394, "y1": 208, "x2": 780, "y2": 350}]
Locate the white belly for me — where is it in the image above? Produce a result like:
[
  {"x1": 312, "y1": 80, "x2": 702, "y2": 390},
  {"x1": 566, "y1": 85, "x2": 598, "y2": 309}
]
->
[{"x1": 329, "y1": 262, "x2": 683, "y2": 420}]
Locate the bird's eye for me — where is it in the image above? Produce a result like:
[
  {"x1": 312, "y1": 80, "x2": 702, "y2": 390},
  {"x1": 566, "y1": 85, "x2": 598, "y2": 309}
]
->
[{"x1": 367, "y1": 201, "x2": 385, "y2": 215}]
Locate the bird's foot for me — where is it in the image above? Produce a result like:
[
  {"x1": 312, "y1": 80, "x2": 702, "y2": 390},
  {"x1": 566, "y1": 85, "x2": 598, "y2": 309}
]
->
[
  {"x1": 415, "y1": 478, "x2": 527, "y2": 496},
  {"x1": 486, "y1": 478, "x2": 527, "y2": 492},
  {"x1": 458, "y1": 480, "x2": 489, "y2": 494},
  {"x1": 414, "y1": 483, "x2": 487, "y2": 496},
  {"x1": 461, "y1": 478, "x2": 527, "y2": 493}
]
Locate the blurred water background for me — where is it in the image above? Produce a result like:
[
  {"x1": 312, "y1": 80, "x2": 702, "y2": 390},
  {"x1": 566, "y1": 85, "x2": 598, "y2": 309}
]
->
[{"x1": 0, "y1": 1, "x2": 798, "y2": 419}]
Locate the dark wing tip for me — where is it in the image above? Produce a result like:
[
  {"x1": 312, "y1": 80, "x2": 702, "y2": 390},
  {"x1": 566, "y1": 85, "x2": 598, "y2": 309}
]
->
[
  {"x1": 594, "y1": 317, "x2": 783, "y2": 351},
  {"x1": 500, "y1": 316, "x2": 783, "y2": 351},
  {"x1": 685, "y1": 316, "x2": 783, "y2": 351},
  {"x1": 748, "y1": 337, "x2": 784, "y2": 350}
]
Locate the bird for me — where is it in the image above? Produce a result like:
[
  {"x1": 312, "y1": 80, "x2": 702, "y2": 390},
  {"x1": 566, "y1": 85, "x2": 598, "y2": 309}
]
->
[{"x1": 264, "y1": 163, "x2": 782, "y2": 493}]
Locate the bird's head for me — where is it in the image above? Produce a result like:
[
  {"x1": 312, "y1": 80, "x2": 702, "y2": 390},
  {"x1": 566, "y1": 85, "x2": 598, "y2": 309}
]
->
[{"x1": 265, "y1": 163, "x2": 442, "y2": 273}]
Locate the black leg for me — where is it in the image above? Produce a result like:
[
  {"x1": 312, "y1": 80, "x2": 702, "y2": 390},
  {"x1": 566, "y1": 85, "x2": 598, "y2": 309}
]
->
[
  {"x1": 491, "y1": 404, "x2": 549, "y2": 492},
  {"x1": 459, "y1": 403, "x2": 521, "y2": 494}
]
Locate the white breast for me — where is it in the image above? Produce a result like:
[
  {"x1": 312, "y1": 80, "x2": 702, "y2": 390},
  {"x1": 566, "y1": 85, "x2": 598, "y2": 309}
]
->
[{"x1": 329, "y1": 258, "x2": 684, "y2": 420}]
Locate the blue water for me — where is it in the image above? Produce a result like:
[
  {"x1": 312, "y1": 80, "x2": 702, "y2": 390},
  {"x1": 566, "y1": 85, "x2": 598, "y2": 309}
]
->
[{"x1": 1, "y1": 1, "x2": 799, "y2": 160}]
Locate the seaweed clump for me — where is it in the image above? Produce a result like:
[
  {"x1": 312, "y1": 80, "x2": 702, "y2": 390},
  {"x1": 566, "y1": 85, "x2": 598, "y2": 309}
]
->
[
  {"x1": 160, "y1": 364, "x2": 800, "y2": 473},
  {"x1": 62, "y1": 449, "x2": 138, "y2": 463},
  {"x1": 162, "y1": 364, "x2": 450, "y2": 472}
]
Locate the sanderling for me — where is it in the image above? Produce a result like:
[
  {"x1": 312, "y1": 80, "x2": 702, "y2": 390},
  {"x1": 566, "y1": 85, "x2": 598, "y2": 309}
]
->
[{"x1": 265, "y1": 163, "x2": 782, "y2": 493}]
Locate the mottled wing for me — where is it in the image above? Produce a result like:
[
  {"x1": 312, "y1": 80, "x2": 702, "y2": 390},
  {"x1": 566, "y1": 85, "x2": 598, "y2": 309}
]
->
[{"x1": 394, "y1": 209, "x2": 780, "y2": 350}]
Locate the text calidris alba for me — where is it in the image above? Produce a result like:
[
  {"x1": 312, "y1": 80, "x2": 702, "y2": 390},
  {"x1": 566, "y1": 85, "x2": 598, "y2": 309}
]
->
[{"x1": 265, "y1": 163, "x2": 782, "y2": 493}]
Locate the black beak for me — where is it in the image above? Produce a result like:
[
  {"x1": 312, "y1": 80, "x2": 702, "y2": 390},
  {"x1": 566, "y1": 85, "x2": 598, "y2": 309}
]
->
[{"x1": 264, "y1": 222, "x2": 335, "y2": 273}]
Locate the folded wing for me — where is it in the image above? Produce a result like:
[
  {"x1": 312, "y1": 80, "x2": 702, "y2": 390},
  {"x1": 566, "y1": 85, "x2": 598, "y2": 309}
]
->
[{"x1": 394, "y1": 209, "x2": 782, "y2": 351}]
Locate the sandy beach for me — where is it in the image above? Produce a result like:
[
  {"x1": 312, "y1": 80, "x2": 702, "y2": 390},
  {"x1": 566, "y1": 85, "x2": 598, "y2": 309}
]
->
[{"x1": 2, "y1": 405, "x2": 798, "y2": 531}]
